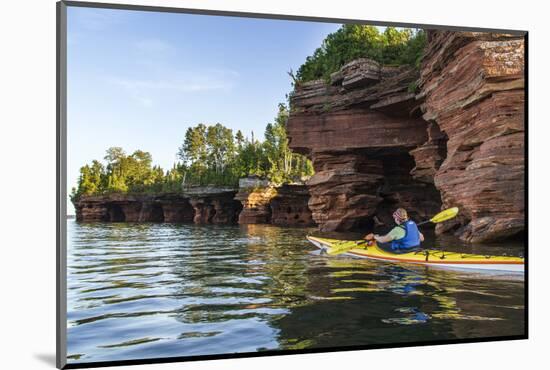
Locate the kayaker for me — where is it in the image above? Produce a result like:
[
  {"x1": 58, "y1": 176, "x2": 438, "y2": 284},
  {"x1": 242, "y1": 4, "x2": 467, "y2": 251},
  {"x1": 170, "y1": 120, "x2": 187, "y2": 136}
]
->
[{"x1": 364, "y1": 208, "x2": 424, "y2": 253}]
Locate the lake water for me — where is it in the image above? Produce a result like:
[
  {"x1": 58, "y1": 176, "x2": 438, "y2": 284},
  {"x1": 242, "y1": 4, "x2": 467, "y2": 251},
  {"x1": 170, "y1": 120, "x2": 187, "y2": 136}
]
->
[{"x1": 66, "y1": 221, "x2": 525, "y2": 364}]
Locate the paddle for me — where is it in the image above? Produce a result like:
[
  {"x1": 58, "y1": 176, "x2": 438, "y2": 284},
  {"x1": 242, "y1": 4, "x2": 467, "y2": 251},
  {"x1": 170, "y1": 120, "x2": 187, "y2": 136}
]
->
[
  {"x1": 417, "y1": 207, "x2": 459, "y2": 226},
  {"x1": 326, "y1": 207, "x2": 459, "y2": 256}
]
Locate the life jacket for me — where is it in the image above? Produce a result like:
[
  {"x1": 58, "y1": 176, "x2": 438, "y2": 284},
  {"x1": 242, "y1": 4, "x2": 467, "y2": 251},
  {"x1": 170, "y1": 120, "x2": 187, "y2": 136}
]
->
[{"x1": 391, "y1": 219, "x2": 421, "y2": 250}]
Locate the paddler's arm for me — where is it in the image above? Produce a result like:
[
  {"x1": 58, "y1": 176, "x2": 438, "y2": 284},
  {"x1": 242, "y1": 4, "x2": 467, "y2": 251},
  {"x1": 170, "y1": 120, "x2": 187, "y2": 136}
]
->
[
  {"x1": 419, "y1": 232, "x2": 425, "y2": 242},
  {"x1": 373, "y1": 226, "x2": 405, "y2": 243},
  {"x1": 373, "y1": 233, "x2": 393, "y2": 243}
]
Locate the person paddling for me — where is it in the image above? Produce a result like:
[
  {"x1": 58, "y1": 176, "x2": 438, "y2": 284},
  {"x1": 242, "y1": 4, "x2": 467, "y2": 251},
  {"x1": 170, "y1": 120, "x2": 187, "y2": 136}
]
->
[{"x1": 364, "y1": 208, "x2": 424, "y2": 254}]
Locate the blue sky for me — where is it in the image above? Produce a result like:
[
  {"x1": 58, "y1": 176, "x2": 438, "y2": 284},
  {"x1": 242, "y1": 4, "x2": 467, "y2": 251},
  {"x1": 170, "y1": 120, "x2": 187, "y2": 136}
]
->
[{"x1": 67, "y1": 6, "x2": 343, "y2": 213}]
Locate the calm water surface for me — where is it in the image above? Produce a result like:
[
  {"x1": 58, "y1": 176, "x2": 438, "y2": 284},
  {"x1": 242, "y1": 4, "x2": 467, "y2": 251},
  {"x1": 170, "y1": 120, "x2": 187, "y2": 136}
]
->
[{"x1": 67, "y1": 221, "x2": 525, "y2": 364}]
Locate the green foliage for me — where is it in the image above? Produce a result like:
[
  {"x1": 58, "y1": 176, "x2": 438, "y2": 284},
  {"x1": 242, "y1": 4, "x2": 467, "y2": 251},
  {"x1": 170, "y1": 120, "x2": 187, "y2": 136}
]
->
[
  {"x1": 295, "y1": 25, "x2": 426, "y2": 83},
  {"x1": 261, "y1": 104, "x2": 314, "y2": 184},
  {"x1": 177, "y1": 122, "x2": 240, "y2": 187},
  {"x1": 72, "y1": 105, "x2": 314, "y2": 202},
  {"x1": 175, "y1": 104, "x2": 314, "y2": 187},
  {"x1": 407, "y1": 80, "x2": 418, "y2": 93}
]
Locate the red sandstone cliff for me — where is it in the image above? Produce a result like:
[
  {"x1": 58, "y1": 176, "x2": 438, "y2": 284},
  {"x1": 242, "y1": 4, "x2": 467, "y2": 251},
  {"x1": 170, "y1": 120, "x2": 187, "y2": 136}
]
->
[
  {"x1": 287, "y1": 31, "x2": 525, "y2": 242},
  {"x1": 234, "y1": 177, "x2": 278, "y2": 224},
  {"x1": 288, "y1": 60, "x2": 441, "y2": 233},
  {"x1": 74, "y1": 193, "x2": 194, "y2": 223},
  {"x1": 74, "y1": 183, "x2": 314, "y2": 228},
  {"x1": 74, "y1": 189, "x2": 241, "y2": 224},
  {"x1": 418, "y1": 31, "x2": 525, "y2": 242},
  {"x1": 234, "y1": 177, "x2": 315, "y2": 227},
  {"x1": 181, "y1": 187, "x2": 242, "y2": 224},
  {"x1": 270, "y1": 184, "x2": 315, "y2": 227}
]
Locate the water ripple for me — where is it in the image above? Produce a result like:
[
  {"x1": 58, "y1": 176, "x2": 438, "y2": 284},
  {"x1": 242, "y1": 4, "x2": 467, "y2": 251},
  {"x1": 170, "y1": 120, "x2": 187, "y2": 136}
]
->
[{"x1": 67, "y1": 222, "x2": 525, "y2": 364}]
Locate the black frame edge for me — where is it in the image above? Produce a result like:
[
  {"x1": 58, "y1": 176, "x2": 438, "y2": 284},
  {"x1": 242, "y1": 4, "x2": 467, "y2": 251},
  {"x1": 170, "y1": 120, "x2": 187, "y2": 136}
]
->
[
  {"x1": 57, "y1": 1, "x2": 529, "y2": 369},
  {"x1": 63, "y1": 335, "x2": 527, "y2": 369},
  {"x1": 57, "y1": 1, "x2": 68, "y2": 369}
]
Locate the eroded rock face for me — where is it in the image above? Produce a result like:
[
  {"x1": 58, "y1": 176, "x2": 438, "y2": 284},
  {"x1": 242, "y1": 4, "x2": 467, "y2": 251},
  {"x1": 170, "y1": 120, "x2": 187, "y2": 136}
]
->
[
  {"x1": 235, "y1": 186, "x2": 278, "y2": 224},
  {"x1": 418, "y1": 31, "x2": 525, "y2": 242},
  {"x1": 270, "y1": 184, "x2": 315, "y2": 227},
  {"x1": 74, "y1": 195, "x2": 110, "y2": 222},
  {"x1": 409, "y1": 123, "x2": 448, "y2": 184},
  {"x1": 74, "y1": 193, "x2": 192, "y2": 223},
  {"x1": 234, "y1": 176, "x2": 315, "y2": 226},
  {"x1": 74, "y1": 190, "x2": 240, "y2": 225},
  {"x1": 287, "y1": 32, "x2": 525, "y2": 242},
  {"x1": 183, "y1": 187, "x2": 242, "y2": 225},
  {"x1": 234, "y1": 177, "x2": 276, "y2": 224},
  {"x1": 305, "y1": 152, "x2": 385, "y2": 231},
  {"x1": 157, "y1": 194, "x2": 195, "y2": 223},
  {"x1": 288, "y1": 60, "x2": 441, "y2": 232}
]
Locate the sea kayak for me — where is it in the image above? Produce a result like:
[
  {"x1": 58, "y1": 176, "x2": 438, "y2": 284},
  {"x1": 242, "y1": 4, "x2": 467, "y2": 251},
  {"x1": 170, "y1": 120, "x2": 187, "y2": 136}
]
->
[{"x1": 307, "y1": 236, "x2": 524, "y2": 274}]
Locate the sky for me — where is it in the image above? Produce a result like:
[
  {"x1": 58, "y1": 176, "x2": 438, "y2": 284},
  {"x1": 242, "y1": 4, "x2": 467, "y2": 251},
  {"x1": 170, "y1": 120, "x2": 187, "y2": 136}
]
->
[{"x1": 66, "y1": 6, "x2": 343, "y2": 214}]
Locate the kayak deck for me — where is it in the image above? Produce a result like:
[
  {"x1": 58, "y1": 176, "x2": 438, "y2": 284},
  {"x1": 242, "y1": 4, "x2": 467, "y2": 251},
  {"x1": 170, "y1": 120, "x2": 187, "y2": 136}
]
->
[{"x1": 307, "y1": 236, "x2": 524, "y2": 273}]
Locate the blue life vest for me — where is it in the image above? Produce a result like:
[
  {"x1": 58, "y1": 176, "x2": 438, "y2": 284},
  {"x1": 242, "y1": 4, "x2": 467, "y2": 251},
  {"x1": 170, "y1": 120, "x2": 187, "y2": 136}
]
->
[{"x1": 391, "y1": 220, "x2": 421, "y2": 251}]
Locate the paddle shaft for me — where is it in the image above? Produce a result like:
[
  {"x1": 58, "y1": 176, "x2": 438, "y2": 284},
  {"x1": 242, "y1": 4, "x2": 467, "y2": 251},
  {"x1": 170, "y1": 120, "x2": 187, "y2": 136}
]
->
[
  {"x1": 364, "y1": 217, "x2": 431, "y2": 245},
  {"x1": 332, "y1": 208, "x2": 458, "y2": 255}
]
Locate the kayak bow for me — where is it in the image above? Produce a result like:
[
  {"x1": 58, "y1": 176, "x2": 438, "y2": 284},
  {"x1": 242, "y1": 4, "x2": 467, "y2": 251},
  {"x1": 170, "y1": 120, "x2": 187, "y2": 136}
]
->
[{"x1": 307, "y1": 236, "x2": 524, "y2": 274}]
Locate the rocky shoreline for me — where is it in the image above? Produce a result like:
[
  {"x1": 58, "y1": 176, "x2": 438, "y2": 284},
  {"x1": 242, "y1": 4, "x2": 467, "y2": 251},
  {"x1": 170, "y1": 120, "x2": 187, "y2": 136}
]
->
[
  {"x1": 286, "y1": 30, "x2": 524, "y2": 242},
  {"x1": 73, "y1": 179, "x2": 314, "y2": 228},
  {"x1": 73, "y1": 30, "x2": 524, "y2": 243}
]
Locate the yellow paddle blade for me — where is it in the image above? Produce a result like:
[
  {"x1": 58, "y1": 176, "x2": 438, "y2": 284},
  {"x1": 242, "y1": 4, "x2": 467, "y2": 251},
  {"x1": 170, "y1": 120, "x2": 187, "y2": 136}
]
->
[
  {"x1": 430, "y1": 207, "x2": 459, "y2": 223},
  {"x1": 326, "y1": 240, "x2": 365, "y2": 255}
]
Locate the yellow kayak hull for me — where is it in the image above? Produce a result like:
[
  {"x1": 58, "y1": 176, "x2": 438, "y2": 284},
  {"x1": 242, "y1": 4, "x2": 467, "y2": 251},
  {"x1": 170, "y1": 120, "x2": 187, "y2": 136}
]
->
[{"x1": 307, "y1": 236, "x2": 524, "y2": 274}]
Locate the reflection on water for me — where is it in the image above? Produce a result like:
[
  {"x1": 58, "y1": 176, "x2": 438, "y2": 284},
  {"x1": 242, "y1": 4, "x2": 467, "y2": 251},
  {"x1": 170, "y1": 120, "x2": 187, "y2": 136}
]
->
[{"x1": 67, "y1": 221, "x2": 525, "y2": 363}]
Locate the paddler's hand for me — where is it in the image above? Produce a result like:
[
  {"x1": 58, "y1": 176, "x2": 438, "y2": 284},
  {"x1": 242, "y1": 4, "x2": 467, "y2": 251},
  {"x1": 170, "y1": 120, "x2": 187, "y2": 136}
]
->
[{"x1": 364, "y1": 233, "x2": 375, "y2": 241}]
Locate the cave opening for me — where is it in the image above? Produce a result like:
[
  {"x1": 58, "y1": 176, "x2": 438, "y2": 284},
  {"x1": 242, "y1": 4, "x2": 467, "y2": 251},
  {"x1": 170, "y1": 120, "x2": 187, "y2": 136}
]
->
[
  {"x1": 107, "y1": 204, "x2": 126, "y2": 222},
  {"x1": 206, "y1": 204, "x2": 216, "y2": 223},
  {"x1": 231, "y1": 200, "x2": 244, "y2": 224},
  {"x1": 149, "y1": 203, "x2": 165, "y2": 222},
  {"x1": 173, "y1": 201, "x2": 195, "y2": 223},
  {"x1": 348, "y1": 148, "x2": 443, "y2": 234},
  {"x1": 350, "y1": 217, "x2": 375, "y2": 232},
  {"x1": 376, "y1": 151, "x2": 442, "y2": 233}
]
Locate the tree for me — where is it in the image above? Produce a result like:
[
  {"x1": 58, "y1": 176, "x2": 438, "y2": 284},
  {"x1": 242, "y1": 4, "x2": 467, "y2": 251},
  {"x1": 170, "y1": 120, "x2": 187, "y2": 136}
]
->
[
  {"x1": 235, "y1": 130, "x2": 245, "y2": 149},
  {"x1": 178, "y1": 124, "x2": 208, "y2": 166},
  {"x1": 206, "y1": 123, "x2": 236, "y2": 175},
  {"x1": 235, "y1": 137, "x2": 267, "y2": 179},
  {"x1": 104, "y1": 147, "x2": 126, "y2": 177},
  {"x1": 126, "y1": 150, "x2": 154, "y2": 191},
  {"x1": 72, "y1": 118, "x2": 315, "y2": 200},
  {"x1": 262, "y1": 104, "x2": 313, "y2": 184},
  {"x1": 106, "y1": 172, "x2": 128, "y2": 193},
  {"x1": 295, "y1": 25, "x2": 426, "y2": 82}
]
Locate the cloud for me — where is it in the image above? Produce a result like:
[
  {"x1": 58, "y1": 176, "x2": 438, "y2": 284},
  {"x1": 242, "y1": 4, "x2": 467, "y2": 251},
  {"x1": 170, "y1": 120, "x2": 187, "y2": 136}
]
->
[
  {"x1": 111, "y1": 76, "x2": 232, "y2": 93},
  {"x1": 108, "y1": 70, "x2": 237, "y2": 107}
]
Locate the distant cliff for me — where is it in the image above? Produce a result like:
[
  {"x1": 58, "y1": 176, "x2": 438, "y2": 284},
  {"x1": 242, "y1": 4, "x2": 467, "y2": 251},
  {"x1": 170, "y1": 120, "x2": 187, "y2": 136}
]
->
[
  {"x1": 73, "y1": 181, "x2": 314, "y2": 228},
  {"x1": 287, "y1": 30, "x2": 525, "y2": 243}
]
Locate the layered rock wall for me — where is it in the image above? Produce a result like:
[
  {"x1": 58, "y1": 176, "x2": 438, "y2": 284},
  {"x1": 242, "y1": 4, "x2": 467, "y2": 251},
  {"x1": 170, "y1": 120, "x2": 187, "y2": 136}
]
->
[
  {"x1": 235, "y1": 177, "x2": 278, "y2": 224},
  {"x1": 270, "y1": 184, "x2": 315, "y2": 227},
  {"x1": 234, "y1": 177, "x2": 315, "y2": 227},
  {"x1": 418, "y1": 31, "x2": 525, "y2": 242},
  {"x1": 182, "y1": 187, "x2": 242, "y2": 224},
  {"x1": 287, "y1": 31, "x2": 525, "y2": 242},
  {"x1": 288, "y1": 60, "x2": 442, "y2": 233},
  {"x1": 75, "y1": 184, "x2": 314, "y2": 228},
  {"x1": 74, "y1": 193, "x2": 194, "y2": 223}
]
